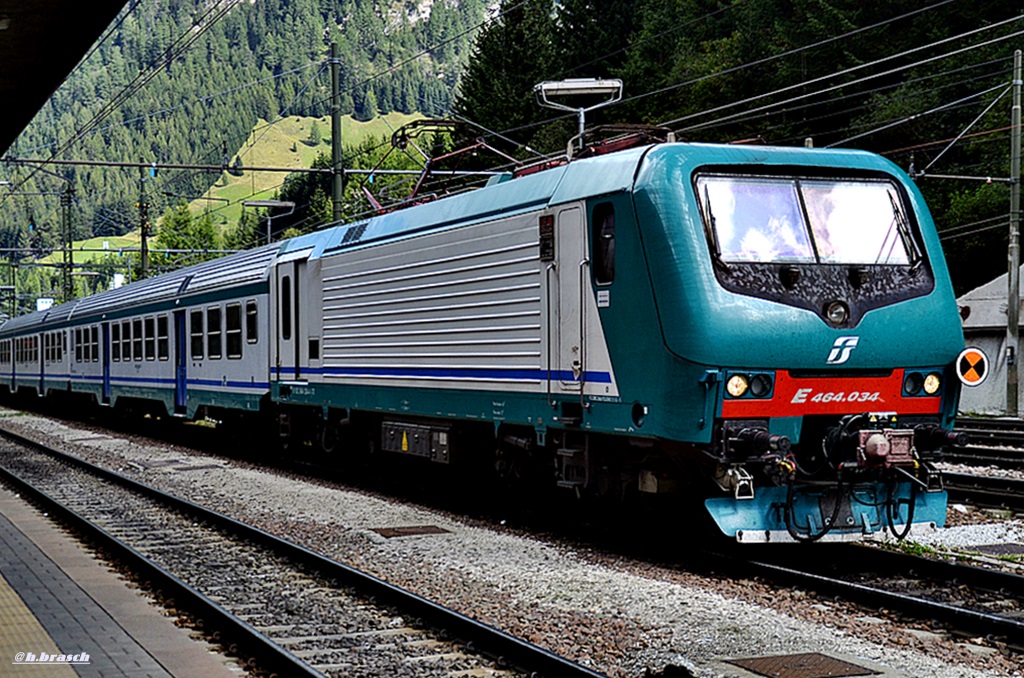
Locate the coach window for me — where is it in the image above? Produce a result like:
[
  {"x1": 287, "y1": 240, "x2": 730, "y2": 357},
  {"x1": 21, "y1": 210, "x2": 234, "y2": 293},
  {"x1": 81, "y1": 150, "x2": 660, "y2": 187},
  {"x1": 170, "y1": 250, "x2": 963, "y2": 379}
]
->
[
  {"x1": 121, "y1": 321, "x2": 131, "y2": 361},
  {"x1": 226, "y1": 303, "x2": 242, "y2": 359},
  {"x1": 245, "y1": 300, "x2": 258, "y2": 344},
  {"x1": 281, "y1": 276, "x2": 292, "y2": 341},
  {"x1": 44, "y1": 334, "x2": 50, "y2": 363},
  {"x1": 190, "y1": 310, "x2": 204, "y2": 359},
  {"x1": 144, "y1": 317, "x2": 156, "y2": 361},
  {"x1": 74, "y1": 329, "x2": 82, "y2": 363},
  {"x1": 207, "y1": 306, "x2": 222, "y2": 359},
  {"x1": 157, "y1": 315, "x2": 169, "y2": 361},
  {"x1": 90, "y1": 326, "x2": 98, "y2": 362},
  {"x1": 592, "y1": 202, "x2": 615, "y2": 285},
  {"x1": 132, "y1": 319, "x2": 143, "y2": 362},
  {"x1": 112, "y1": 324, "x2": 121, "y2": 362}
]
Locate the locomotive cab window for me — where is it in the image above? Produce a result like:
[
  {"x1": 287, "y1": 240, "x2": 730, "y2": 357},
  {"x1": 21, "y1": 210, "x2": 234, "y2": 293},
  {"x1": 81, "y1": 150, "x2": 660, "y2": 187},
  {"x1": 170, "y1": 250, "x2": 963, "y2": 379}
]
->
[
  {"x1": 695, "y1": 171, "x2": 933, "y2": 328},
  {"x1": 696, "y1": 174, "x2": 921, "y2": 265},
  {"x1": 591, "y1": 202, "x2": 615, "y2": 285}
]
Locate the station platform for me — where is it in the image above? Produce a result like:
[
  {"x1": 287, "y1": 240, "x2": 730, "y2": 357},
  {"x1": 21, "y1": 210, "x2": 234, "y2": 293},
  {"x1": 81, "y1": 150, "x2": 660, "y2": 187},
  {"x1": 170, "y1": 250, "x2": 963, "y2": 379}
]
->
[{"x1": 0, "y1": 486, "x2": 238, "y2": 677}]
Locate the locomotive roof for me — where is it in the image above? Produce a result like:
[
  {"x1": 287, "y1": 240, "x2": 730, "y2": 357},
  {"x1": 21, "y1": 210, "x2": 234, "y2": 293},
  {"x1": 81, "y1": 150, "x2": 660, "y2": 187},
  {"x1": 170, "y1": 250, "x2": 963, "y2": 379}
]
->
[
  {"x1": 275, "y1": 145, "x2": 655, "y2": 261},
  {"x1": 274, "y1": 142, "x2": 897, "y2": 262}
]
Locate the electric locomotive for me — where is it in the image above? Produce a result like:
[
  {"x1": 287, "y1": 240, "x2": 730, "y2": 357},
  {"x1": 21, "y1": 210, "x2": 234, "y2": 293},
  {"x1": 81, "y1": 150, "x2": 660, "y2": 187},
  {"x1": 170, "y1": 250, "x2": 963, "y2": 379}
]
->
[
  {"x1": 0, "y1": 139, "x2": 964, "y2": 543},
  {"x1": 267, "y1": 140, "x2": 962, "y2": 543}
]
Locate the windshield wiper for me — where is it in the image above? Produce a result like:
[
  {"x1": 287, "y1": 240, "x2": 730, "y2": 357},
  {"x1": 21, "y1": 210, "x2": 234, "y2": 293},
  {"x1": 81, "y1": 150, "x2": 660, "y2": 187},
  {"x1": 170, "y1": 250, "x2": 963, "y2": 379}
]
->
[
  {"x1": 883, "y1": 191, "x2": 922, "y2": 267},
  {"x1": 703, "y1": 185, "x2": 729, "y2": 269}
]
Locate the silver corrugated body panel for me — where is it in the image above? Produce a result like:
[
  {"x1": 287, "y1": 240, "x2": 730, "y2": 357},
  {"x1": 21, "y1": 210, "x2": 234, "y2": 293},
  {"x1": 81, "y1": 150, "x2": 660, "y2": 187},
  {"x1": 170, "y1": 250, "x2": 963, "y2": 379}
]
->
[{"x1": 320, "y1": 213, "x2": 544, "y2": 392}]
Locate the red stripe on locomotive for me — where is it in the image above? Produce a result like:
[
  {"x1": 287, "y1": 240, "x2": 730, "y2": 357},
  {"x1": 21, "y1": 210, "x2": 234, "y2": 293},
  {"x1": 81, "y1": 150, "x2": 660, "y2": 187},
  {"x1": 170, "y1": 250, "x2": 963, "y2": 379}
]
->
[{"x1": 720, "y1": 370, "x2": 941, "y2": 418}]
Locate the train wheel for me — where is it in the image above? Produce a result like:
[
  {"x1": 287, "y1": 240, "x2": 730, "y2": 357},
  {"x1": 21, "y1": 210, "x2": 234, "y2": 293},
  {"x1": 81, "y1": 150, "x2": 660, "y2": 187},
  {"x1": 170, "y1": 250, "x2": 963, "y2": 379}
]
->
[{"x1": 319, "y1": 421, "x2": 339, "y2": 454}]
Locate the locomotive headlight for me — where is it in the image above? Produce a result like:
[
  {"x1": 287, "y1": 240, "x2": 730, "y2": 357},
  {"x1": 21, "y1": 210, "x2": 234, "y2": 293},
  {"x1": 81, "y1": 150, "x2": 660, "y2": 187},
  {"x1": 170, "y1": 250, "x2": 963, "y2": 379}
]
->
[
  {"x1": 904, "y1": 371, "x2": 923, "y2": 395},
  {"x1": 749, "y1": 373, "x2": 773, "y2": 397},
  {"x1": 923, "y1": 372, "x2": 942, "y2": 395},
  {"x1": 825, "y1": 301, "x2": 849, "y2": 326},
  {"x1": 726, "y1": 374, "x2": 749, "y2": 398}
]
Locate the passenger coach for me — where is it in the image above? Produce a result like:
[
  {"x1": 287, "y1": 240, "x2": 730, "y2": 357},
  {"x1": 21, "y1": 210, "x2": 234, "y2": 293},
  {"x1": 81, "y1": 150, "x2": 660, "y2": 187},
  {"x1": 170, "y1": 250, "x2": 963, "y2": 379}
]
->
[{"x1": 0, "y1": 244, "x2": 277, "y2": 418}]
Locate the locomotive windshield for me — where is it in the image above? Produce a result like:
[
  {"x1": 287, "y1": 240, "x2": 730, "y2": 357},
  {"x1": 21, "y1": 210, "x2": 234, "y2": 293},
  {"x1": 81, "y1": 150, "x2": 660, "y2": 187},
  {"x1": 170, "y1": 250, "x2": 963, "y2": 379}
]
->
[{"x1": 697, "y1": 175, "x2": 918, "y2": 265}]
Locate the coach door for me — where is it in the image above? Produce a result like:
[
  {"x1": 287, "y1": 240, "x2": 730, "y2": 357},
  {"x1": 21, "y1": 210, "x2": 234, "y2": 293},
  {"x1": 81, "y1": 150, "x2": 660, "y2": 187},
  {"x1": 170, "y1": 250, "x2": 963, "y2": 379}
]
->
[
  {"x1": 38, "y1": 334, "x2": 44, "y2": 396},
  {"x1": 101, "y1": 323, "x2": 111, "y2": 404},
  {"x1": 274, "y1": 249, "x2": 311, "y2": 382},
  {"x1": 174, "y1": 311, "x2": 187, "y2": 413},
  {"x1": 554, "y1": 206, "x2": 586, "y2": 393}
]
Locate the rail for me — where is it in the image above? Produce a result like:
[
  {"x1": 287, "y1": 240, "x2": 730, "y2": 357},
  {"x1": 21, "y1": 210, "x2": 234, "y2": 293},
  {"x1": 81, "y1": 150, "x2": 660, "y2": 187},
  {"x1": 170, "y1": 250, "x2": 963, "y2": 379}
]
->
[{"x1": 0, "y1": 426, "x2": 604, "y2": 678}]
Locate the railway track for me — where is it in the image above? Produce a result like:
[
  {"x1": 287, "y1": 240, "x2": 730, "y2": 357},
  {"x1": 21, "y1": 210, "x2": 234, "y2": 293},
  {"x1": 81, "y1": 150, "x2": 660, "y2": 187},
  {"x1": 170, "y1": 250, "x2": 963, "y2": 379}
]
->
[
  {"x1": 943, "y1": 417, "x2": 1024, "y2": 508},
  {"x1": 726, "y1": 544, "x2": 1024, "y2": 654},
  {"x1": 942, "y1": 472, "x2": 1024, "y2": 511},
  {"x1": 950, "y1": 418, "x2": 1024, "y2": 469},
  {"x1": 0, "y1": 427, "x2": 602, "y2": 678}
]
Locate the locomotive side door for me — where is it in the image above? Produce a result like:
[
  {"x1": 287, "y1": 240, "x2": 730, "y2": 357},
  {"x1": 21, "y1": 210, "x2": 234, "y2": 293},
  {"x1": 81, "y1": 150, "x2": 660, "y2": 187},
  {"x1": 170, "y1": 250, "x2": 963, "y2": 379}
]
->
[{"x1": 555, "y1": 206, "x2": 586, "y2": 392}]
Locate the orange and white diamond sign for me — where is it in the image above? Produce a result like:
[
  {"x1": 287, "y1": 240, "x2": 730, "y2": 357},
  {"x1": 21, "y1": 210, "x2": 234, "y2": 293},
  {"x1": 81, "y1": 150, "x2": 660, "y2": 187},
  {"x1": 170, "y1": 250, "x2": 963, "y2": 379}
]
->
[{"x1": 956, "y1": 347, "x2": 988, "y2": 387}]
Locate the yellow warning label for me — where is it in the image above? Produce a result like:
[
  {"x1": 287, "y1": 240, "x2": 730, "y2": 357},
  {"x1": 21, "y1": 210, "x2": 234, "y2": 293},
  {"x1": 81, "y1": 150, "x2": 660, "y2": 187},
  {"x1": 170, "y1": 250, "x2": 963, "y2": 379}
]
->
[{"x1": 401, "y1": 431, "x2": 408, "y2": 452}]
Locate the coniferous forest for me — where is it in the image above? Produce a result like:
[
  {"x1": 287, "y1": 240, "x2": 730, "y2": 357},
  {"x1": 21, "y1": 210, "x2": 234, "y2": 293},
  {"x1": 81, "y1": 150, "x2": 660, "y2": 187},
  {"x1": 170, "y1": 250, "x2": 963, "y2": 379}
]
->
[{"x1": 2, "y1": 0, "x2": 1024, "y2": 307}]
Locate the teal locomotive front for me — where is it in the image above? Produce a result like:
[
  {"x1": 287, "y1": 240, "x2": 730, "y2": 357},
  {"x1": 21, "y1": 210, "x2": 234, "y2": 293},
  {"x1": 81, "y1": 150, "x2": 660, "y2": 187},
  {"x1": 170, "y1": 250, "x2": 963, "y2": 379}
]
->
[{"x1": 620, "y1": 144, "x2": 961, "y2": 542}]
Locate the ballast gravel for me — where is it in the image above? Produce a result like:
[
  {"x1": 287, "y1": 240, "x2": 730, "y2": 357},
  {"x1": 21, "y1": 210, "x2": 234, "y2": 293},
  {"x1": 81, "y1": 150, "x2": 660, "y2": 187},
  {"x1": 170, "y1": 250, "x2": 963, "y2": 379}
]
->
[{"x1": 1, "y1": 408, "x2": 1021, "y2": 678}]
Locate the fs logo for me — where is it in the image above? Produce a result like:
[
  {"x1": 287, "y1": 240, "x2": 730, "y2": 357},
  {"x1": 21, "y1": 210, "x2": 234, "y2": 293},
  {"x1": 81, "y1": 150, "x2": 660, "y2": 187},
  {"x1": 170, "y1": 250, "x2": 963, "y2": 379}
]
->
[{"x1": 826, "y1": 336, "x2": 859, "y2": 365}]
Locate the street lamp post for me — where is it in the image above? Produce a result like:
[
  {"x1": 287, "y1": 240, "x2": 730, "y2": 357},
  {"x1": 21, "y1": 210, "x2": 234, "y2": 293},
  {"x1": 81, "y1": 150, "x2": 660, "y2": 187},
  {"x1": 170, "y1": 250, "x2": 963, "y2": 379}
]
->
[
  {"x1": 534, "y1": 78, "x2": 623, "y2": 156},
  {"x1": 242, "y1": 200, "x2": 296, "y2": 244}
]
